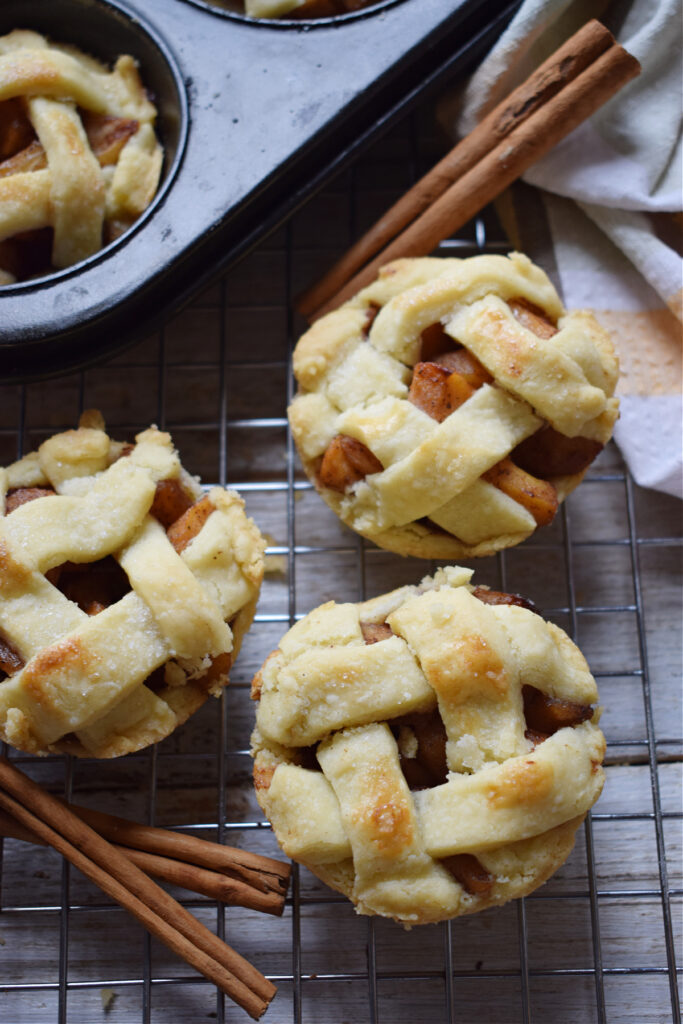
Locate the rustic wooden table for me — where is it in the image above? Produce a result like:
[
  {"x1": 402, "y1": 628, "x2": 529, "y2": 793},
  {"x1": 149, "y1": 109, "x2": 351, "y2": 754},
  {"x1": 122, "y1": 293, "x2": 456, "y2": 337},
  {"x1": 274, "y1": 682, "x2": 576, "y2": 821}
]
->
[{"x1": 0, "y1": 108, "x2": 681, "y2": 1024}]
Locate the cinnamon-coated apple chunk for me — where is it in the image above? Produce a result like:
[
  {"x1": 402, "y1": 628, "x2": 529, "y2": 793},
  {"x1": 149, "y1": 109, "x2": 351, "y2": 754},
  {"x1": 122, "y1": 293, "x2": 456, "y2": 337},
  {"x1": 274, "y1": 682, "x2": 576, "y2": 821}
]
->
[
  {"x1": 402, "y1": 710, "x2": 448, "y2": 787},
  {"x1": 508, "y1": 296, "x2": 559, "y2": 339},
  {"x1": 0, "y1": 139, "x2": 45, "y2": 178},
  {"x1": 433, "y1": 348, "x2": 493, "y2": 388},
  {"x1": 445, "y1": 371, "x2": 477, "y2": 411},
  {"x1": 483, "y1": 458, "x2": 558, "y2": 526},
  {"x1": 360, "y1": 621, "x2": 394, "y2": 644},
  {"x1": 4, "y1": 486, "x2": 56, "y2": 513},
  {"x1": 166, "y1": 495, "x2": 215, "y2": 553},
  {"x1": 441, "y1": 853, "x2": 495, "y2": 896},
  {"x1": 150, "y1": 478, "x2": 195, "y2": 529},
  {"x1": 523, "y1": 685, "x2": 594, "y2": 735},
  {"x1": 408, "y1": 360, "x2": 482, "y2": 420},
  {"x1": 319, "y1": 434, "x2": 383, "y2": 493},
  {"x1": 0, "y1": 114, "x2": 140, "y2": 176},
  {"x1": 0, "y1": 636, "x2": 24, "y2": 675},
  {"x1": 408, "y1": 362, "x2": 454, "y2": 421},
  {"x1": 81, "y1": 112, "x2": 140, "y2": 166},
  {"x1": 471, "y1": 586, "x2": 539, "y2": 614}
]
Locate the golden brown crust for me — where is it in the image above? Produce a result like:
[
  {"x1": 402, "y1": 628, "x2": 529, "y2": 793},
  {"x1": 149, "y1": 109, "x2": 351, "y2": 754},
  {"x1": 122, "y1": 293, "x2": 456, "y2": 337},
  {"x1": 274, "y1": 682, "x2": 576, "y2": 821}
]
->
[
  {"x1": 0, "y1": 30, "x2": 163, "y2": 283},
  {"x1": 0, "y1": 412, "x2": 265, "y2": 758},
  {"x1": 251, "y1": 566, "x2": 605, "y2": 925},
  {"x1": 288, "y1": 253, "x2": 619, "y2": 558}
]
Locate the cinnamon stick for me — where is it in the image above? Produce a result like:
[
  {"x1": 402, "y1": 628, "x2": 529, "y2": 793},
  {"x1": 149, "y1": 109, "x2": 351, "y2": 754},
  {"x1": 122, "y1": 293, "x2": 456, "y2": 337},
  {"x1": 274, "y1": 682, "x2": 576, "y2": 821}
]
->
[
  {"x1": 73, "y1": 803, "x2": 290, "y2": 898},
  {"x1": 298, "y1": 21, "x2": 640, "y2": 320},
  {"x1": 0, "y1": 807, "x2": 287, "y2": 915},
  {"x1": 0, "y1": 807, "x2": 35, "y2": 843},
  {"x1": 297, "y1": 18, "x2": 614, "y2": 319},
  {"x1": 0, "y1": 759, "x2": 275, "y2": 1020},
  {"x1": 120, "y1": 847, "x2": 285, "y2": 914}
]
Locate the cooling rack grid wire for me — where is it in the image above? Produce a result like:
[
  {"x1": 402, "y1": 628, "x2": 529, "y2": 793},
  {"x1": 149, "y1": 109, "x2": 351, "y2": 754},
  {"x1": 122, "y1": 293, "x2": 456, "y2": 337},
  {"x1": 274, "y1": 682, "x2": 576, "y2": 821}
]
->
[{"x1": 0, "y1": 107, "x2": 680, "y2": 1024}]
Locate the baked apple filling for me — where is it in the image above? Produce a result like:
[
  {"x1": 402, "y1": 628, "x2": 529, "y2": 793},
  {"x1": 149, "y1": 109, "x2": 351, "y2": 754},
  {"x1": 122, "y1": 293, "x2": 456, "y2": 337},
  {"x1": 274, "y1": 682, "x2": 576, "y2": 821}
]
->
[
  {"x1": 316, "y1": 295, "x2": 604, "y2": 542},
  {"x1": 0, "y1": 481, "x2": 224, "y2": 682},
  {"x1": 0, "y1": 416, "x2": 265, "y2": 758},
  {"x1": 0, "y1": 635, "x2": 23, "y2": 675},
  {"x1": 251, "y1": 566, "x2": 606, "y2": 923},
  {"x1": 440, "y1": 853, "x2": 495, "y2": 896},
  {"x1": 0, "y1": 106, "x2": 149, "y2": 280},
  {"x1": 244, "y1": 0, "x2": 376, "y2": 19},
  {"x1": 356, "y1": 587, "x2": 595, "y2": 796},
  {"x1": 356, "y1": 588, "x2": 595, "y2": 896},
  {"x1": 318, "y1": 433, "x2": 383, "y2": 492},
  {"x1": 0, "y1": 31, "x2": 164, "y2": 283},
  {"x1": 289, "y1": 253, "x2": 619, "y2": 561}
]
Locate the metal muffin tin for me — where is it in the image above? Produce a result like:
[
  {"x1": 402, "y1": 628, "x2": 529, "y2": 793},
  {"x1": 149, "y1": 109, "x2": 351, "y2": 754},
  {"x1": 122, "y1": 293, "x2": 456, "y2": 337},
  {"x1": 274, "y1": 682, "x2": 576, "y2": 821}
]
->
[{"x1": 0, "y1": 0, "x2": 520, "y2": 381}]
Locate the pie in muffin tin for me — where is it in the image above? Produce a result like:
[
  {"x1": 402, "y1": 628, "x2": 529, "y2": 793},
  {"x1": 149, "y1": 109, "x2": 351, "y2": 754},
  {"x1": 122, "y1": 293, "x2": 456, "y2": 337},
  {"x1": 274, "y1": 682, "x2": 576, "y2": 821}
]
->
[
  {"x1": 288, "y1": 253, "x2": 619, "y2": 558},
  {"x1": 241, "y1": 0, "x2": 377, "y2": 18},
  {"x1": 0, "y1": 412, "x2": 265, "y2": 758},
  {"x1": 251, "y1": 566, "x2": 605, "y2": 925},
  {"x1": 0, "y1": 29, "x2": 163, "y2": 284},
  {"x1": 0, "y1": 0, "x2": 516, "y2": 380}
]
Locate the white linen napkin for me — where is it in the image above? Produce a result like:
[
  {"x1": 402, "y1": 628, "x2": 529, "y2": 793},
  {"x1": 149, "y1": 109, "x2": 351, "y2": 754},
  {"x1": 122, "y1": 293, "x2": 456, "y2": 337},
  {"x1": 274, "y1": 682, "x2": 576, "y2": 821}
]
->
[{"x1": 445, "y1": 0, "x2": 683, "y2": 497}]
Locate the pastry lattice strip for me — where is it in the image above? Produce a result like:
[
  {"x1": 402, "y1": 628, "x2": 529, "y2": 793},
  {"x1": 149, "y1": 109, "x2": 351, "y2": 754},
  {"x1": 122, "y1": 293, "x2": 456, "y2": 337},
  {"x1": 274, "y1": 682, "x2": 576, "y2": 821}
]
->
[
  {"x1": 0, "y1": 30, "x2": 162, "y2": 277},
  {"x1": 253, "y1": 570, "x2": 604, "y2": 921},
  {"x1": 0, "y1": 420, "x2": 264, "y2": 756},
  {"x1": 288, "y1": 253, "x2": 619, "y2": 553}
]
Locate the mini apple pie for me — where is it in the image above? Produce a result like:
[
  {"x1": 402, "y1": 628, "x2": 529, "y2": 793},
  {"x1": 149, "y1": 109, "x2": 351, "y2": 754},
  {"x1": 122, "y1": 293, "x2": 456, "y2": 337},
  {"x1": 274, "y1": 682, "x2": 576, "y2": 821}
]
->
[
  {"x1": 251, "y1": 567, "x2": 605, "y2": 925},
  {"x1": 289, "y1": 253, "x2": 619, "y2": 558},
  {"x1": 0, "y1": 29, "x2": 163, "y2": 284},
  {"x1": 0, "y1": 412, "x2": 265, "y2": 758},
  {"x1": 243, "y1": 0, "x2": 375, "y2": 19}
]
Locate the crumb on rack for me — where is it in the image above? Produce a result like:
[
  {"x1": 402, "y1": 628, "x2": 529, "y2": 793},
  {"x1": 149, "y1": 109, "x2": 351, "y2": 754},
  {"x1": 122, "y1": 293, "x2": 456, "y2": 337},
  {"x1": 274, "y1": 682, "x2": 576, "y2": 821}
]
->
[{"x1": 100, "y1": 988, "x2": 117, "y2": 1013}]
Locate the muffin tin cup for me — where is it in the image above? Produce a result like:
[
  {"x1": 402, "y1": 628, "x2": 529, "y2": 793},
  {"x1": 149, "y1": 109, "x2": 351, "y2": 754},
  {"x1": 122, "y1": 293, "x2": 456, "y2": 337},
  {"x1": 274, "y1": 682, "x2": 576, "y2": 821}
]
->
[
  {"x1": 0, "y1": 0, "x2": 521, "y2": 381},
  {"x1": 0, "y1": 0, "x2": 189, "y2": 292}
]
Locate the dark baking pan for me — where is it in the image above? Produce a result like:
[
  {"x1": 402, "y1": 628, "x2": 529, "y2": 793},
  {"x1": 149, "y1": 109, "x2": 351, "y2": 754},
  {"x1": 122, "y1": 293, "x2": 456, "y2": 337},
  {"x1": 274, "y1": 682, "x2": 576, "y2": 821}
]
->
[{"x1": 0, "y1": 0, "x2": 520, "y2": 381}]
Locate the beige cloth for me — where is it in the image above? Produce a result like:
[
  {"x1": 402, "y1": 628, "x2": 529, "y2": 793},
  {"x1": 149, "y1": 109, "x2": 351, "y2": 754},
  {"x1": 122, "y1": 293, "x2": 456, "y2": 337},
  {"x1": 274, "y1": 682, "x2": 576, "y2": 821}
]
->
[{"x1": 445, "y1": 0, "x2": 682, "y2": 497}]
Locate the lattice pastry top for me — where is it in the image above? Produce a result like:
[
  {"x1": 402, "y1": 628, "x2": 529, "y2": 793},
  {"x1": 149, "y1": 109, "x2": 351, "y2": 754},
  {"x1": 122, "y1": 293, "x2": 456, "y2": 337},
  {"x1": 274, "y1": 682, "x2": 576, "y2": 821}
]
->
[
  {"x1": 0, "y1": 412, "x2": 265, "y2": 758},
  {"x1": 244, "y1": 0, "x2": 374, "y2": 19},
  {"x1": 0, "y1": 29, "x2": 163, "y2": 284},
  {"x1": 289, "y1": 253, "x2": 619, "y2": 559},
  {"x1": 251, "y1": 567, "x2": 605, "y2": 925}
]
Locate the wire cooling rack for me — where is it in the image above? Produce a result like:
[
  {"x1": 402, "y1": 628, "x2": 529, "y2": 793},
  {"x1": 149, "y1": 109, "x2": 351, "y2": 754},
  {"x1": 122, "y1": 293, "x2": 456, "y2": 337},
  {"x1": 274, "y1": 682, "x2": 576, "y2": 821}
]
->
[{"x1": 0, "y1": 104, "x2": 681, "y2": 1024}]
